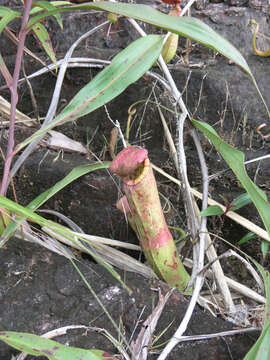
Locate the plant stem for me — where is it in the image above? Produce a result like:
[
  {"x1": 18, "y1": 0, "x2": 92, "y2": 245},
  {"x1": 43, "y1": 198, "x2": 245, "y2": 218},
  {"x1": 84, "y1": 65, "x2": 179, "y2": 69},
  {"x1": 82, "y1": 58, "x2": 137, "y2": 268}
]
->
[{"x1": 0, "y1": 0, "x2": 33, "y2": 196}]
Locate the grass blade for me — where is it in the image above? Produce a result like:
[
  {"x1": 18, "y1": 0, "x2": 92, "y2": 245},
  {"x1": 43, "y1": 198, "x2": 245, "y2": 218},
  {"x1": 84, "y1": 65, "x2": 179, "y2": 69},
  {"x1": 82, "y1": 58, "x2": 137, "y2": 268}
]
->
[
  {"x1": 0, "y1": 8, "x2": 20, "y2": 35},
  {"x1": 15, "y1": 34, "x2": 163, "y2": 152},
  {"x1": 0, "y1": 162, "x2": 110, "y2": 245},
  {"x1": 26, "y1": 2, "x2": 269, "y2": 117},
  {"x1": 192, "y1": 119, "x2": 270, "y2": 236},
  {"x1": 243, "y1": 263, "x2": 270, "y2": 360},
  {"x1": 0, "y1": 331, "x2": 116, "y2": 359},
  {"x1": 27, "y1": 2, "x2": 251, "y2": 76},
  {"x1": 31, "y1": 1, "x2": 65, "y2": 28},
  {"x1": 32, "y1": 22, "x2": 57, "y2": 66},
  {"x1": 29, "y1": 162, "x2": 110, "y2": 210}
]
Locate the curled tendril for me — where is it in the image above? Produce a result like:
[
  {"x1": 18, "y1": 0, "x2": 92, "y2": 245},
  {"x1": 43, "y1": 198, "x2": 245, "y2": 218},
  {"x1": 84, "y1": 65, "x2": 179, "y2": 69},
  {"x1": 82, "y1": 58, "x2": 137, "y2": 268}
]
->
[{"x1": 250, "y1": 19, "x2": 270, "y2": 57}]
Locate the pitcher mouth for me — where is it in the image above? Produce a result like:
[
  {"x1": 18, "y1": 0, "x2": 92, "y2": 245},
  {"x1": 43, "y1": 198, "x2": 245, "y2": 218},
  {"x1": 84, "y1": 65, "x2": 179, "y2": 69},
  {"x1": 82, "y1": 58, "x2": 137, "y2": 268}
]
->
[
  {"x1": 124, "y1": 158, "x2": 150, "y2": 186},
  {"x1": 109, "y1": 145, "x2": 149, "y2": 185}
]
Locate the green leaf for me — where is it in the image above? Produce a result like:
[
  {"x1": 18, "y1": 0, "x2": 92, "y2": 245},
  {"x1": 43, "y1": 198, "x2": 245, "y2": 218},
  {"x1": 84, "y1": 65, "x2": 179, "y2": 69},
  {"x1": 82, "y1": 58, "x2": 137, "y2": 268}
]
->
[
  {"x1": 15, "y1": 35, "x2": 163, "y2": 152},
  {"x1": 237, "y1": 232, "x2": 256, "y2": 245},
  {"x1": 0, "y1": 195, "x2": 58, "y2": 228},
  {"x1": 244, "y1": 323, "x2": 270, "y2": 360},
  {"x1": 200, "y1": 205, "x2": 224, "y2": 216},
  {"x1": 256, "y1": 265, "x2": 270, "y2": 326},
  {"x1": 231, "y1": 192, "x2": 252, "y2": 211},
  {"x1": 0, "y1": 331, "x2": 116, "y2": 359},
  {"x1": 261, "y1": 239, "x2": 269, "y2": 260},
  {"x1": 30, "y1": 0, "x2": 71, "y2": 15},
  {"x1": 29, "y1": 162, "x2": 110, "y2": 210},
  {"x1": 0, "y1": 6, "x2": 19, "y2": 17},
  {"x1": 0, "y1": 7, "x2": 20, "y2": 35},
  {"x1": 49, "y1": 1, "x2": 72, "y2": 4},
  {"x1": 26, "y1": 2, "x2": 250, "y2": 75},
  {"x1": 0, "y1": 162, "x2": 110, "y2": 245},
  {"x1": 243, "y1": 263, "x2": 270, "y2": 360},
  {"x1": 192, "y1": 119, "x2": 270, "y2": 237},
  {"x1": 32, "y1": 22, "x2": 57, "y2": 66},
  {"x1": 31, "y1": 1, "x2": 68, "y2": 29},
  {"x1": 26, "y1": 2, "x2": 269, "y2": 118}
]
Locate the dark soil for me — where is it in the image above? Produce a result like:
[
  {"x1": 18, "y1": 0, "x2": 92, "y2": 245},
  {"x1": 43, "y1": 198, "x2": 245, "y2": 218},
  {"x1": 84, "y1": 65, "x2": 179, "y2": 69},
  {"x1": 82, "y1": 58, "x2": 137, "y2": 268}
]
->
[{"x1": 0, "y1": 238, "x2": 260, "y2": 360}]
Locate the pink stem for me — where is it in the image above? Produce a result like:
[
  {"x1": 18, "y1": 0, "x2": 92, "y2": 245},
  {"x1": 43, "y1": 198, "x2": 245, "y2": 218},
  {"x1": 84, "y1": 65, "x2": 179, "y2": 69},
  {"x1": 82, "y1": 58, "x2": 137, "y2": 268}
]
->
[{"x1": 0, "y1": 0, "x2": 33, "y2": 196}]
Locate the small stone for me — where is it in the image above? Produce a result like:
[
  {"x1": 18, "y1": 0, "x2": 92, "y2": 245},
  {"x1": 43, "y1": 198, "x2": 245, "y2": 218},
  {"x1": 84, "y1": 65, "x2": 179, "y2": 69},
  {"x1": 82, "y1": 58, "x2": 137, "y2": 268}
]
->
[
  {"x1": 225, "y1": 6, "x2": 246, "y2": 15},
  {"x1": 249, "y1": 0, "x2": 268, "y2": 8},
  {"x1": 195, "y1": 0, "x2": 209, "y2": 10},
  {"x1": 225, "y1": 0, "x2": 248, "y2": 5}
]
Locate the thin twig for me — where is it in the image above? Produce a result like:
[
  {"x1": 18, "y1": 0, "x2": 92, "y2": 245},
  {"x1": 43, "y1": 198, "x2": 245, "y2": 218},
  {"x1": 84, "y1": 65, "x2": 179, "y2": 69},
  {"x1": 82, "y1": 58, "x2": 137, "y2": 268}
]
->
[
  {"x1": 155, "y1": 94, "x2": 180, "y2": 175},
  {"x1": 22, "y1": 61, "x2": 40, "y2": 123},
  {"x1": 184, "y1": 258, "x2": 266, "y2": 304},
  {"x1": 217, "y1": 249, "x2": 264, "y2": 291},
  {"x1": 172, "y1": 327, "x2": 259, "y2": 343}
]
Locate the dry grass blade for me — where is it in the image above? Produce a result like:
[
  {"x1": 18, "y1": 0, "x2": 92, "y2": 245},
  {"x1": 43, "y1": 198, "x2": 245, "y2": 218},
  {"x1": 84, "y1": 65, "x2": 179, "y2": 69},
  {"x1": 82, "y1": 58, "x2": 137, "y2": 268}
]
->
[
  {"x1": 172, "y1": 327, "x2": 259, "y2": 343},
  {"x1": 218, "y1": 249, "x2": 264, "y2": 291},
  {"x1": 4, "y1": 26, "x2": 49, "y2": 70},
  {"x1": 131, "y1": 289, "x2": 174, "y2": 360},
  {"x1": 152, "y1": 164, "x2": 270, "y2": 243},
  {"x1": 41, "y1": 130, "x2": 88, "y2": 154},
  {"x1": 0, "y1": 95, "x2": 36, "y2": 127},
  {"x1": 14, "y1": 222, "x2": 75, "y2": 258},
  {"x1": 184, "y1": 258, "x2": 266, "y2": 304},
  {"x1": 42, "y1": 226, "x2": 157, "y2": 279}
]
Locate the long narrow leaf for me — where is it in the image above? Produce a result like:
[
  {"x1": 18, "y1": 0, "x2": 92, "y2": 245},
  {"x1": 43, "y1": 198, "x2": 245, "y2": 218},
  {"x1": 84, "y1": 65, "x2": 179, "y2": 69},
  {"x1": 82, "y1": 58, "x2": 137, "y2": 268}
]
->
[
  {"x1": 15, "y1": 35, "x2": 163, "y2": 152},
  {"x1": 26, "y1": 2, "x2": 251, "y2": 76},
  {"x1": 0, "y1": 162, "x2": 110, "y2": 245},
  {"x1": 31, "y1": 1, "x2": 67, "y2": 28},
  {"x1": 30, "y1": 1, "x2": 71, "y2": 15},
  {"x1": 29, "y1": 162, "x2": 110, "y2": 210},
  {"x1": 0, "y1": 10, "x2": 20, "y2": 35},
  {"x1": 192, "y1": 119, "x2": 270, "y2": 236},
  {"x1": 27, "y1": 2, "x2": 270, "y2": 118},
  {"x1": 0, "y1": 331, "x2": 116, "y2": 360},
  {"x1": 0, "y1": 6, "x2": 19, "y2": 17},
  {"x1": 32, "y1": 22, "x2": 57, "y2": 66},
  {"x1": 243, "y1": 263, "x2": 270, "y2": 360},
  {"x1": 0, "y1": 195, "x2": 59, "y2": 228}
]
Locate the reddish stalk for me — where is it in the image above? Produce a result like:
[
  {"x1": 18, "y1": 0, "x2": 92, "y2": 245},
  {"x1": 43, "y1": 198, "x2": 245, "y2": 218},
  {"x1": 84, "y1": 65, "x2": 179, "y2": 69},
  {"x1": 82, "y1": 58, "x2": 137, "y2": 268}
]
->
[{"x1": 0, "y1": 0, "x2": 33, "y2": 196}]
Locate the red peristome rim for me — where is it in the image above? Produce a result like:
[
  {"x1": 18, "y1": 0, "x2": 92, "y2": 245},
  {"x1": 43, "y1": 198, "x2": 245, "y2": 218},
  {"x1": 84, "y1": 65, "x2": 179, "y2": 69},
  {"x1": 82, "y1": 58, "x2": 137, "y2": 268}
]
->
[
  {"x1": 109, "y1": 146, "x2": 148, "y2": 177},
  {"x1": 124, "y1": 158, "x2": 150, "y2": 186}
]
